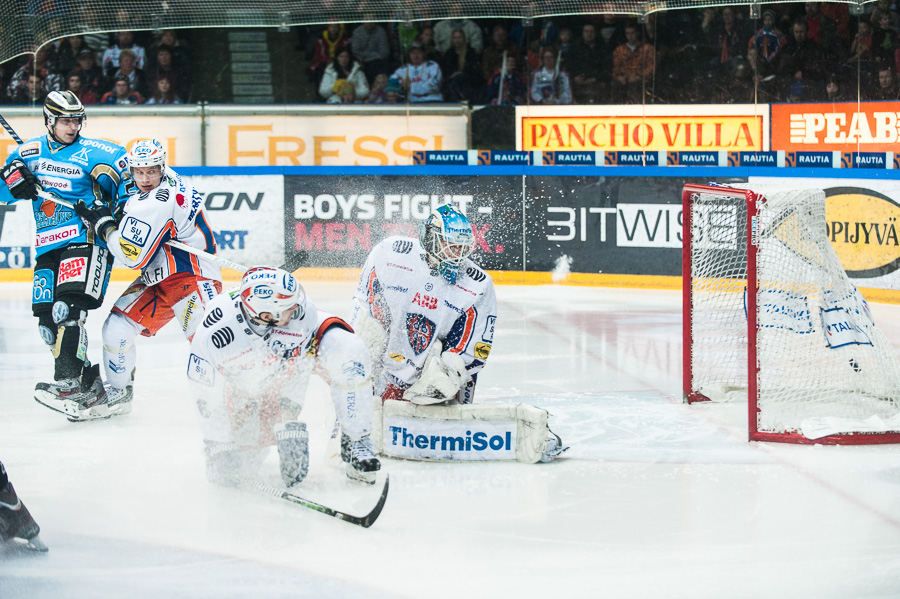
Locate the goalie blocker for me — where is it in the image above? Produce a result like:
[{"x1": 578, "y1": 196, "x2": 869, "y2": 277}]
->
[{"x1": 372, "y1": 400, "x2": 566, "y2": 463}]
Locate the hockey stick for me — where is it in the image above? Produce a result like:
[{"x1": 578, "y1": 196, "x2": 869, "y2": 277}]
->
[
  {"x1": 33, "y1": 189, "x2": 251, "y2": 271},
  {"x1": 0, "y1": 113, "x2": 24, "y2": 144},
  {"x1": 39, "y1": 189, "x2": 305, "y2": 273},
  {"x1": 235, "y1": 473, "x2": 389, "y2": 528}
]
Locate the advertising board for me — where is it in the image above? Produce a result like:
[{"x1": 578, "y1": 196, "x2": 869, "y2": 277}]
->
[
  {"x1": 206, "y1": 114, "x2": 467, "y2": 166},
  {"x1": 516, "y1": 105, "x2": 769, "y2": 152},
  {"x1": 771, "y1": 102, "x2": 900, "y2": 153}
]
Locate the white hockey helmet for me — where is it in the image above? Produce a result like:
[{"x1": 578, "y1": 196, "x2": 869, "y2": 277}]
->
[
  {"x1": 128, "y1": 139, "x2": 166, "y2": 171},
  {"x1": 43, "y1": 91, "x2": 85, "y2": 143},
  {"x1": 419, "y1": 204, "x2": 474, "y2": 284},
  {"x1": 239, "y1": 267, "x2": 305, "y2": 324}
]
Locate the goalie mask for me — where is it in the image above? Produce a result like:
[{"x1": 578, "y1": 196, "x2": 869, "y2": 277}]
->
[
  {"x1": 239, "y1": 267, "x2": 306, "y2": 328},
  {"x1": 419, "y1": 204, "x2": 474, "y2": 284},
  {"x1": 43, "y1": 91, "x2": 85, "y2": 144}
]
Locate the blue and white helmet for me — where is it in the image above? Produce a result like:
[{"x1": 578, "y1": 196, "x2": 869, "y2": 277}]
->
[
  {"x1": 419, "y1": 204, "x2": 474, "y2": 284},
  {"x1": 239, "y1": 266, "x2": 305, "y2": 323},
  {"x1": 128, "y1": 139, "x2": 166, "y2": 172}
]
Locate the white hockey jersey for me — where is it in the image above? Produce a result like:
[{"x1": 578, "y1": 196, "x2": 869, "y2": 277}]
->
[
  {"x1": 187, "y1": 287, "x2": 363, "y2": 448},
  {"x1": 352, "y1": 235, "x2": 497, "y2": 397},
  {"x1": 105, "y1": 167, "x2": 221, "y2": 286}
]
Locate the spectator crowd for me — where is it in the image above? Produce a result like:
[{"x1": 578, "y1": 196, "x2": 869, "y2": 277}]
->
[
  {"x1": 3, "y1": 2, "x2": 900, "y2": 107},
  {"x1": 2, "y1": 29, "x2": 191, "y2": 106}
]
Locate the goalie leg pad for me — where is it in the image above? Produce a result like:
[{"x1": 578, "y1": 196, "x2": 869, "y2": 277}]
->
[
  {"x1": 275, "y1": 422, "x2": 309, "y2": 488},
  {"x1": 376, "y1": 400, "x2": 559, "y2": 463}
]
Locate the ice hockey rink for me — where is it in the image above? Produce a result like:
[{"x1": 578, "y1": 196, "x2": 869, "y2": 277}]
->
[{"x1": 1, "y1": 278, "x2": 899, "y2": 599}]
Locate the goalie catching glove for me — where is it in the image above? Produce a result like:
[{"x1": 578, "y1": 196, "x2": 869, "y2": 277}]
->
[
  {"x1": 2, "y1": 159, "x2": 41, "y2": 201},
  {"x1": 405, "y1": 345, "x2": 468, "y2": 405},
  {"x1": 74, "y1": 200, "x2": 117, "y2": 242}
]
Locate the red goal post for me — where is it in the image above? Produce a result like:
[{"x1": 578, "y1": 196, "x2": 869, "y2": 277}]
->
[{"x1": 682, "y1": 183, "x2": 900, "y2": 445}]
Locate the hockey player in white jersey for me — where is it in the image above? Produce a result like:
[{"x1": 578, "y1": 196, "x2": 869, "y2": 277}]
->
[
  {"x1": 187, "y1": 267, "x2": 381, "y2": 486},
  {"x1": 351, "y1": 204, "x2": 567, "y2": 463},
  {"x1": 75, "y1": 139, "x2": 222, "y2": 420},
  {"x1": 352, "y1": 203, "x2": 495, "y2": 404}
]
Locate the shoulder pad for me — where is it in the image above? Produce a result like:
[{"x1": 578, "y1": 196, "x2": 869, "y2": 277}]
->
[
  {"x1": 391, "y1": 239, "x2": 414, "y2": 254},
  {"x1": 463, "y1": 264, "x2": 487, "y2": 283}
]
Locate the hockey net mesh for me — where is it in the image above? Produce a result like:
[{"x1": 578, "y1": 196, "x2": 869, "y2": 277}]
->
[
  {"x1": 0, "y1": 0, "x2": 880, "y2": 66},
  {"x1": 686, "y1": 184, "x2": 900, "y2": 441}
]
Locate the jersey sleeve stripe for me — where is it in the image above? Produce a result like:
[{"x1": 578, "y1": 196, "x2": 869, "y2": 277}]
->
[
  {"x1": 195, "y1": 211, "x2": 217, "y2": 254},
  {"x1": 449, "y1": 306, "x2": 477, "y2": 354}
]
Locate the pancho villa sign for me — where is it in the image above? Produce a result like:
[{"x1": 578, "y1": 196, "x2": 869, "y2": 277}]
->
[{"x1": 516, "y1": 105, "x2": 768, "y2": 152}]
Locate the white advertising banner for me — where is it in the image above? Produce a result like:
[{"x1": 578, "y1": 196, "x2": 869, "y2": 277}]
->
[
  {"x1": 750, "y1": 176, "x2": 900, "y2": 290},
  {"x1": 190, "y1": 175, "x2": 285, "y2": 269},
  {"x1": 205, "y1": 114, "x2": 467, "y2": 166},
  {"x1": 0, "y1": 115, "x2": 201, "y2": 166},
  {"x1": 0, "y1": 200, "x2": 35, "y2": 268}
]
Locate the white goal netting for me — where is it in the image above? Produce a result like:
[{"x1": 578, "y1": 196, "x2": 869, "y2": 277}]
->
[{"x1": 685, "y1": 183, "x2": 900, "y2": 443}]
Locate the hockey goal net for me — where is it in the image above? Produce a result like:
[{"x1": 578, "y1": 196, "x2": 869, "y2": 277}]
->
[{"x1": 682, "y1": 183, "x2": 900, "y2": 444}]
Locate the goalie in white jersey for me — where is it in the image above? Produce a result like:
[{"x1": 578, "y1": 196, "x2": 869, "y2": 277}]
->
[
  {"x1": 351, "y1": 204, "x2": 566, "y2": 462},
  {"x1": 187, "y1": 267, "x2": 381, "y2": 486},
  {"x1": 352, "y1": 203, "x2": 497, "y2": 405},
  {"x1": 75, "y1": 139, "x2": 222, "y2": 420}
]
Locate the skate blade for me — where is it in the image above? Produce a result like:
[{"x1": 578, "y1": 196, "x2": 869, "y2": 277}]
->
[
  {"x1": 66, "y1": 404, "x2": 113, "y2": 422},
  {"x1": 24, "y1": 534, "x2": 48, "y2": 552},
  {"x1": 345, "y1": 464, "x2": 377, "y2": 485},
  {"x1": 34, "y1": 392, "x2": 84, "y2": 418}
]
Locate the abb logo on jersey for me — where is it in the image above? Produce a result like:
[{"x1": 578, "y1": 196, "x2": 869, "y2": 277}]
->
[
  {"x1": 412, "y1": 292, "x2": 437, "y2": 310},
  {"x1": 58, "y1": 257, "x2": 87, "y2": 284}
]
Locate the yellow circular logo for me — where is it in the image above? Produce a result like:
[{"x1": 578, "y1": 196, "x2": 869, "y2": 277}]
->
[{"x1": 826, "y1": 187, "x2": 900, "y2": 278}]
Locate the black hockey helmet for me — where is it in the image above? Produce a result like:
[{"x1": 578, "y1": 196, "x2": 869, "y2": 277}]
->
[{"x1": 43, "y1": 91, "x2": 85, "y2": 143}]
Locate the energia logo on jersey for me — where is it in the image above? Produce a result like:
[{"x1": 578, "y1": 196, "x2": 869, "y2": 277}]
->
[{"x1": 406, "y1": 313, "x2": 435, "y2": 355}]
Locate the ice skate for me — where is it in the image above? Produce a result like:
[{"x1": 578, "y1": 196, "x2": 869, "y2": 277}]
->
[
  {"x1": 103, "y1": 384, "x2": 134, "y2": 417},
  {"x1": 0, "y1": 474, "x2": 47, "y2": 552},
  {"x1": 34, "y1": 364, "x2": 107, "y2": 420},
  {"x1": 540, "y1": 430, "x2": 569, "y2": 463},
  {"x1": 341, "y1": 433, "x2": 381, "y2": 485}
]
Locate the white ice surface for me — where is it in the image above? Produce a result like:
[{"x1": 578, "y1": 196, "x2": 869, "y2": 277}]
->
[{"x1": 1, "y1": 281, "x2": 900, "y2": 599}]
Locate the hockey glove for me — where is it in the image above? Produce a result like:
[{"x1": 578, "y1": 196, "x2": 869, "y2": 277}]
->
[
  {"x1": 74, "y1": 201, "x2": 116, "y2": 242},
  {"x1": 406, "y1": 348, "x2": 468, "y2": 405},
  {"x1": 2, "y1": 159, "x2": 40, "y2": 201},
  {"x1": 275, "y1": 421, "x2": 309, "y2": 488},
  {"x1": 203, "y1": 440, "x2": 241, "y2": 487}
]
